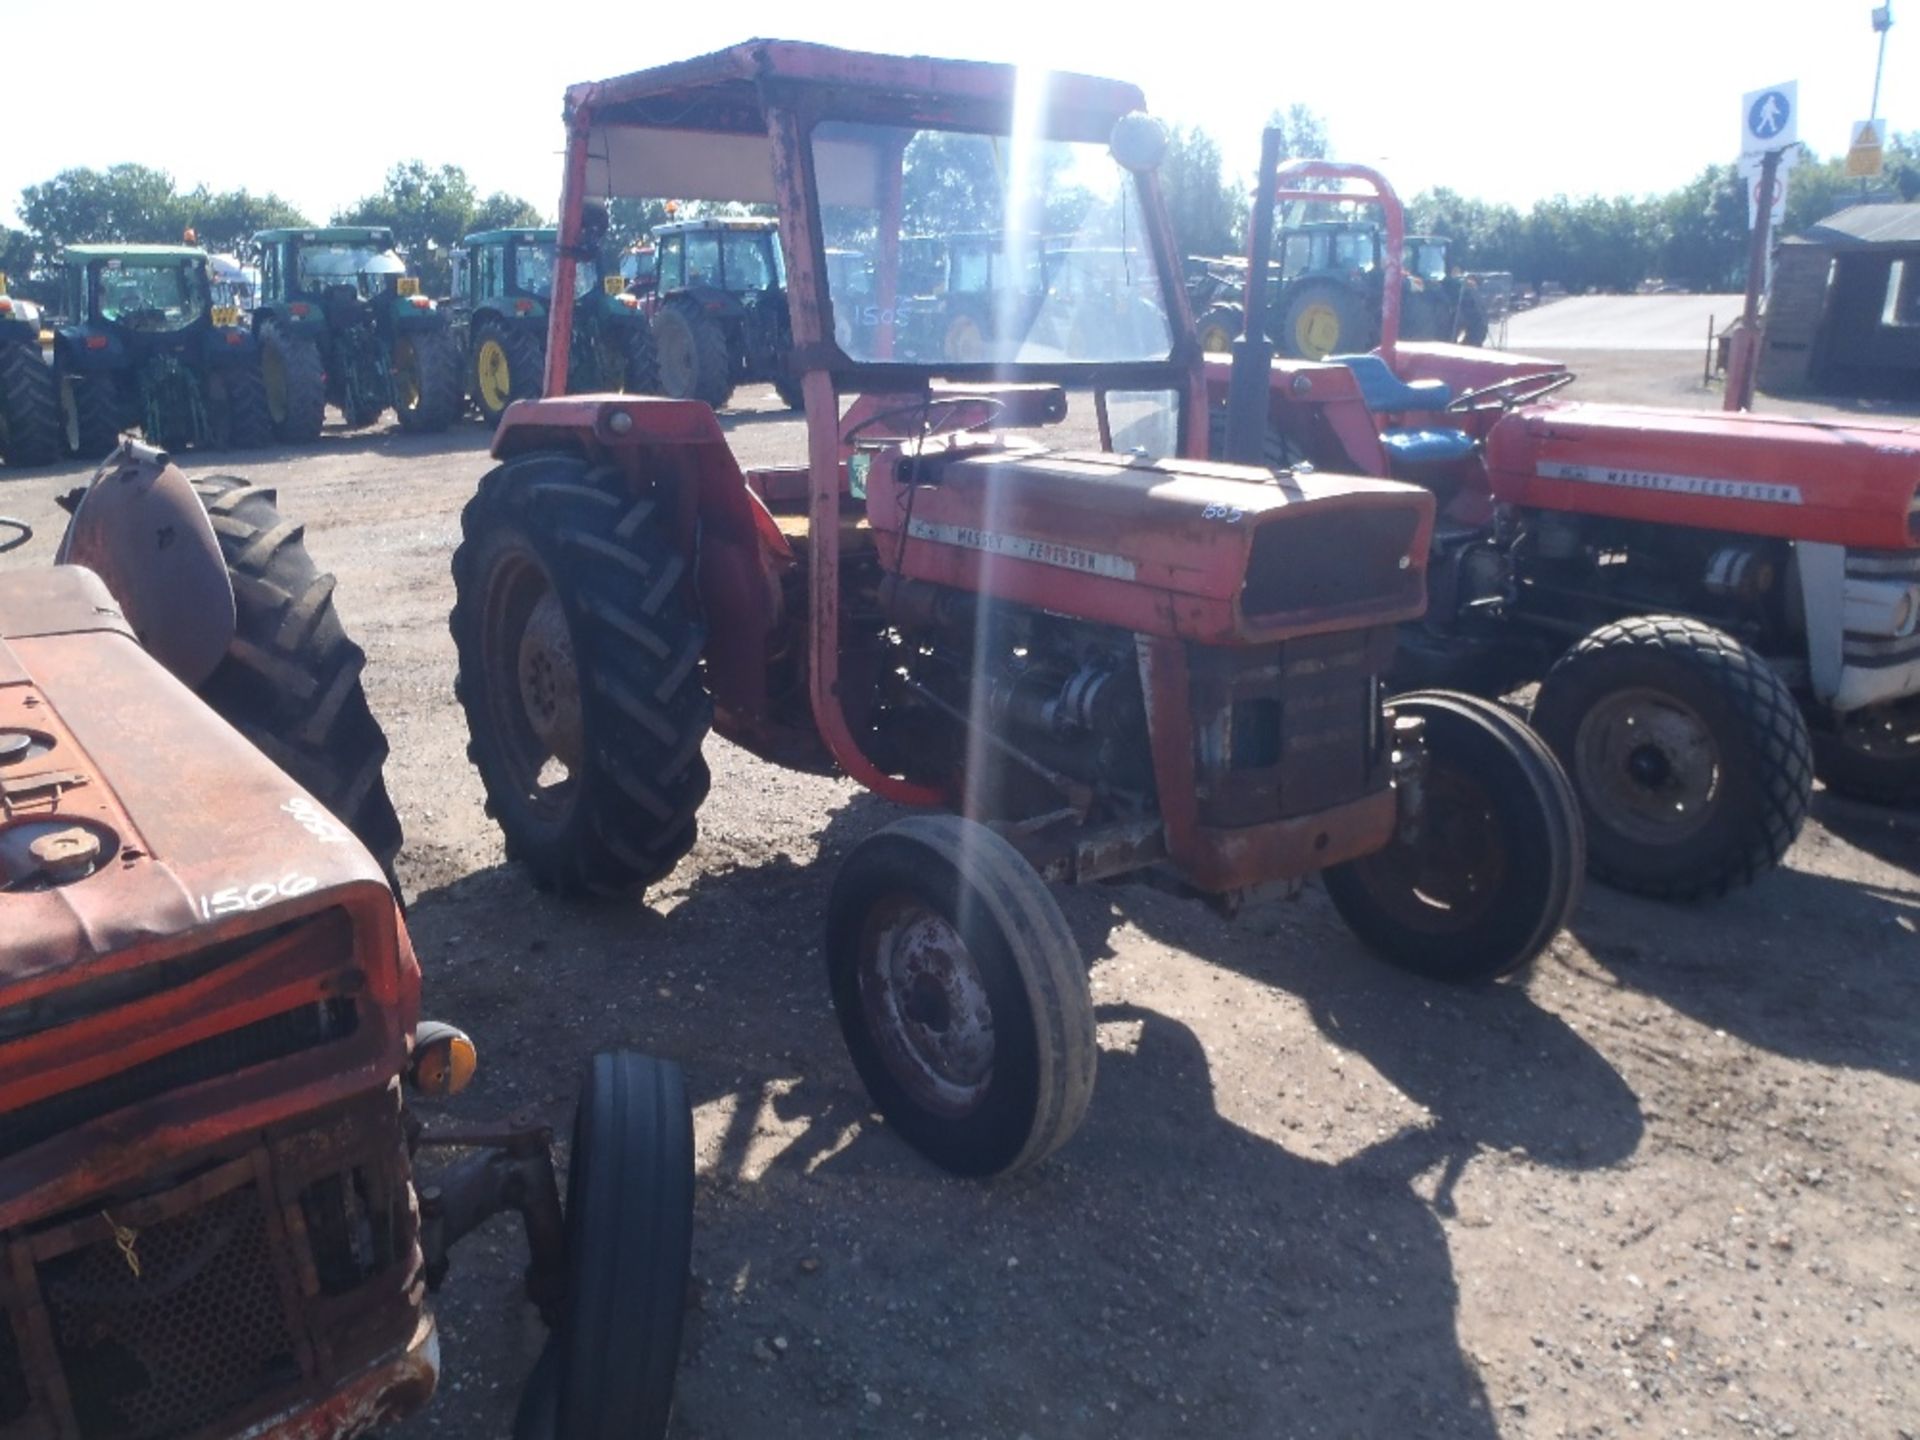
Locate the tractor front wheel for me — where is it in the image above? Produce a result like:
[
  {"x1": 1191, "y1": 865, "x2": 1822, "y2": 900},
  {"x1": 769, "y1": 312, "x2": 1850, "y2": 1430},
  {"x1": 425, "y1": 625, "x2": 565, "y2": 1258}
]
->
[
  {"x1": 473, "y1": 321, "x2": 544, "y2": 426},
  {"x1": 259, "y1": 323, "x2": 325, "y2": 443},
  {"x1": 1812, "y1": 697, "x2": 1920, "y2": 807},
  {"x1": 190, "y1": 475, "x2": 404, "y2": 879},
  {"x1": 450, "y1": 453, "x2": 713, "y2": 895},
  {"x1": 826, "y1": 815, "x2": 1097, "y2": 1177},
  {"x1": 1530, "y1": 616, "x2": 1812, "y2": 900},
  {"x1": 1323, "y1": 690, "x2": 1583, "y2": 983},
  {"x1": 58, "y1": 367, "x2": 120, "y2": 459},
  {"x1": 1277, "y1": 281, "x2": 1369, "y2": 360},
  {"x1": 392, "y1": 329, "x2": 461, "y2": 433},
  {"x1": 1195, "y1": 304, "x2": 1242, "y2": 354},
  {"x1": 204, "y1": 364, "x2": 273, "y2": 450},
  {"x1": 0, "y1": 339, "x2": 61, "y2": 468},
  {"x1": 651, "y1": 303, "x2": 733, "y2": 409}
]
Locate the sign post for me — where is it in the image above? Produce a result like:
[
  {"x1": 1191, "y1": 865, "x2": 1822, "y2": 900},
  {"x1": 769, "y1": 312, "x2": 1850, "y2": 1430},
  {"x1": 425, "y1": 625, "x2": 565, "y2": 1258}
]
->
[
  {"x1": 1847, "y1": 120, "x2": 1886, "y2": 177},
  {"x1": 1725, "y1": 82, "x2": 1798, "y2": 412}
]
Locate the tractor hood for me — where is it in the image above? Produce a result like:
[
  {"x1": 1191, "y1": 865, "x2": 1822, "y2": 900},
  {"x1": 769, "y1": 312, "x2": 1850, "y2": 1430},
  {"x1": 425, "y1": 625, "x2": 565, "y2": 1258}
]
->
[
  {"x1": 0, "y1": 566, "x2": 415, "y2": 1221},
  {"x1": 865, "y1": 441, "x2": 1433, "y2": 643}
]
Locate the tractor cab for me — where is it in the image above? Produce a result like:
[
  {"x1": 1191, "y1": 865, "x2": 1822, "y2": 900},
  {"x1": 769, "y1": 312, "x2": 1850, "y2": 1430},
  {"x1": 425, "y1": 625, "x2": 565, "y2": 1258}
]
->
[
  {"x1": 452, "y1": 227, "x2": 655, "y2": 424},
  {"x1": 250, "y1": 226, "x2": 458, "y2": 437},
  {"x1": 643, "y1": 217, "x2": 797, "y2": 407},
  {"x1": 47, "y1": 244, "x2": 265, "y2": 456}
]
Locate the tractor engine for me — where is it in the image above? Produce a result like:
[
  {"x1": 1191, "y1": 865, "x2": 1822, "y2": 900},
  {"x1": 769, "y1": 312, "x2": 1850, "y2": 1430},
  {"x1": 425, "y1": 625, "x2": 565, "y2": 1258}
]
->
[
  {"x1": 0, "y1": 567, "x2": 434, "y2": 1440},
  {"x1": 863, "y1": 439, "x2": 1434, "y2": 883}
]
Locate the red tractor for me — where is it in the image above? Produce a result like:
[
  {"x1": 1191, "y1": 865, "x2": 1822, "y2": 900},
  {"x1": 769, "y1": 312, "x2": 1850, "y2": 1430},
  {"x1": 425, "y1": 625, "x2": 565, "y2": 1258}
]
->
[
  {"x1": 1213, "y1": 135, "x2": 1920, "y2": 900},
  {"x1": 0, "y1": 561, "x2": 693, "y2": 1437},
  {"x1": 450, "y1": 41, "x2": 1583, "y2": 1180}
]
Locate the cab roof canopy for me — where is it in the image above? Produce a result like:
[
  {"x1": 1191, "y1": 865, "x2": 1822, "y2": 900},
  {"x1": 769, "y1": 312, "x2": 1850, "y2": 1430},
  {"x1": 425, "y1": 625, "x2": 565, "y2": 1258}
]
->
[
  {"x1": 567, "y1": 38, "x2": 1149, "y2": 208},
  {"x1": 463, "y1": 229, "x2": 556, "y2": 246},
  {"x1": 254, "y1": 226, "x2": 395, "y2": 246},
  {"x1": 66, "y1": 244, "x2": 206, "y2": 263}
]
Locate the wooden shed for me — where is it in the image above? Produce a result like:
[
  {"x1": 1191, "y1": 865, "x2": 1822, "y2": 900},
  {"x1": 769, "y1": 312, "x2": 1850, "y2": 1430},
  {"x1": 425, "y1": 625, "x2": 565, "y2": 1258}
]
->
[{"x1": 1758, "y1": 203, "x2": 1920, "y2": 396}]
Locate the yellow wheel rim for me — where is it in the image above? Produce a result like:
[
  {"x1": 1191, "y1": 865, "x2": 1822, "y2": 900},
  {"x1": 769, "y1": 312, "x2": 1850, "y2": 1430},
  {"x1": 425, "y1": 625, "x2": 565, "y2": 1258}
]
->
[
  {"x1": 262, "y1": 345, "x2": 287, "y2": 422},
  {"x1": 1295, "y1": 303, "x2": 1341, "y2": 360},
  {"x1": 943, "y1": 314, "x2": 985, "y2": 362},
  {"x1": 393, "y1": 338, "x2": 422, "y2": 410},
  {"x1": 477, "y1": 338, "x2": 512, "y2": 411},
  {"x1": 1198, "y1": 321, "x2": 1233, "y2": 353}
]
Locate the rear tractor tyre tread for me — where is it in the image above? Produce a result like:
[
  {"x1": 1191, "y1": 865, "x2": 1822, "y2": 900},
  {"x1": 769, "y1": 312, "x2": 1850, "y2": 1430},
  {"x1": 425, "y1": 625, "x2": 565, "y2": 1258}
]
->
[
  {"x1": 473, "y1": 320, "x2": 545, "y2": 426},
  {"x1": 59, "y1": 367, "x2": 122, "y2": 460},
  {"x1": 1530, "y1": 615, "x2": 1812, "y2": 901},
  {"x1": 0, "y1": 340, "x2": 61, "y2": 468},
  {"x1": 449, "y1": 455, "x2": 713, "y2": 896},
  {"x1": 651, "y1": 303, "x2": 734, "y2": 410},
  {"x1": 259, "y1": 323, "x2": 326, "y2": 443},
  {"x1": 207, "y1": 364, "x2": 274, "y2": 451},
  {"x1": 190, "y1": 474, "x2": 404, "y2": 880},
  {"x1": 394, "y1": 328, "x2": 462, "y2": 434}
]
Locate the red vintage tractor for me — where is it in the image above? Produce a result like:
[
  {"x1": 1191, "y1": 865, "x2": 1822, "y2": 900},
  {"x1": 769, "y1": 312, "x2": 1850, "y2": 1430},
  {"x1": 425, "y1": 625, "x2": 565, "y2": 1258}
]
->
[
  {"x1": 0, "y1": 562, "x2": 692, "y2": 1437},
  {"x1": 449, "y1": 41, "x2": 1583, "y2": 1180},
  {"x1": 1213, "y1": 136, "x2": 1920, "y2": 900}
]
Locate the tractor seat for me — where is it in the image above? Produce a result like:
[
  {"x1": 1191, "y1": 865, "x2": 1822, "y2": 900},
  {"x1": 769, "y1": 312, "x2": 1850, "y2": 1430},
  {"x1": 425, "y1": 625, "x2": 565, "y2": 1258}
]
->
[
  {"x1": 1378, "y1": 427, "x2": 1477, "y2": 467},
  {"x1": 1332, "y1": 353, "x2": 1452, "y2": 413}
]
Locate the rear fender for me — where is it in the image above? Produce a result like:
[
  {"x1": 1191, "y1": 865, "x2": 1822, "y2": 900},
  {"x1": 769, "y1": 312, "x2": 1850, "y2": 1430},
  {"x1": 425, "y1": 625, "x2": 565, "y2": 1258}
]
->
[
  {"x1": 493, "y1": 396, "x2": 791, "y2": 725},
  {"x1": 54, "y1": 326, "x2": 124, "y2": 373},
  {"x1": 53, "y1": 438, "x2": 235, "y2": 688},
  {"x1": 256, "y1": 304, "x2": 328, "y2": 340}
]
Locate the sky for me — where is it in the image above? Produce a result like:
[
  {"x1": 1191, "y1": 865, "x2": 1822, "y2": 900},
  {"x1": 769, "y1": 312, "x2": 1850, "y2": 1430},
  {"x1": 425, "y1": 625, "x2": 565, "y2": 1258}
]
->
[{"x1": 0, "y1": 0, "x2": 1903, "y2": 230}]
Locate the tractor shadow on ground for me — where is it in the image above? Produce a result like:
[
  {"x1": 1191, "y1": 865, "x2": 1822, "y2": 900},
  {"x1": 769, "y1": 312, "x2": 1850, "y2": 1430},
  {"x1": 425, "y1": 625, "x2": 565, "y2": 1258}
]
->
[
  {"x1": 1564, "y1": 853, "x2": 1919, "y2": 1085},
  {"x1": 403, "y1": 800, "x2": 1572, "y2": 1437}
]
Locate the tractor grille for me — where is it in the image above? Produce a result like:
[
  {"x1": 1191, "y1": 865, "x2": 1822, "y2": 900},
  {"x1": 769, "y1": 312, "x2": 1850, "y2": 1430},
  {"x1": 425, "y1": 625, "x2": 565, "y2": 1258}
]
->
[
  {"x1": 1843, "y1": 547, "x2": 1920, "y2": 671},
  {"x1": 1242, "y1": 507, "x2": 1424, "y2": 619},
  {"x1": 47, "y1": 1181, "x2": 297, "y2": 1440},
  {"x1": 0, "y1": 1093, "x2": 422, "y2": 1440},
  {"x1": 0, "y1": 1000, "x2": 358, "y2": 1164}
]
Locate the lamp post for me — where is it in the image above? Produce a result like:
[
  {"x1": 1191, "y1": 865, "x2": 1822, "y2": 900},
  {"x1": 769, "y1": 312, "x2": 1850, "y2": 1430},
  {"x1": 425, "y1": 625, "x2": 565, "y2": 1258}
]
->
[{"x1": 1871, "y1": 4, "x2": 1893, "y2": 122}]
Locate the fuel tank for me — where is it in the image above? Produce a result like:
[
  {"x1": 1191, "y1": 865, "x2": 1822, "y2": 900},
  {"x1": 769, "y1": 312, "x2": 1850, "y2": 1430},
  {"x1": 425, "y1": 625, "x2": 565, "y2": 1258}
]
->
[{"x1": 865, "y1": 441, "x2": 1434, "y2": 643}]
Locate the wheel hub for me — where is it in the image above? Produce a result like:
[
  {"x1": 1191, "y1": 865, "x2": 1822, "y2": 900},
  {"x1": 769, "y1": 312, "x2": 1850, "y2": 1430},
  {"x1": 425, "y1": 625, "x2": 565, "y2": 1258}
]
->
[
  {"x1": 1576, "y1": 688, "x2": 1719, "y2": 843},
  {"x1": 860, "y1": 899, "x2": 994, "y2": 1117},
  {"x1": 516, "y1": 592, "x2": 584, "y2": 767},
  {"x1": 477, "y1": 339, "x2": 510, "y2": 410}
]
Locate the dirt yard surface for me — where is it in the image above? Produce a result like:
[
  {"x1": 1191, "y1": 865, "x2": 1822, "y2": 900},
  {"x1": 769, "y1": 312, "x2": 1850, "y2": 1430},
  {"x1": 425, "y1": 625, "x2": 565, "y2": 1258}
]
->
[{"x1": 1, "y1": 358, "x2": 1915, "y2": 1440}]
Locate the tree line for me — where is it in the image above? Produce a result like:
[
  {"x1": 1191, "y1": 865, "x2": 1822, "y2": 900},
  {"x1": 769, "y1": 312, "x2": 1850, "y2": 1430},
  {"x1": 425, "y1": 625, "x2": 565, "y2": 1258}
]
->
[
  {"x1": 5, "y1": 125, "x2": 1917, "y2": 305},
  {"x1": 1161, "y1": 110, "x2": 1919, "y2": 293}
]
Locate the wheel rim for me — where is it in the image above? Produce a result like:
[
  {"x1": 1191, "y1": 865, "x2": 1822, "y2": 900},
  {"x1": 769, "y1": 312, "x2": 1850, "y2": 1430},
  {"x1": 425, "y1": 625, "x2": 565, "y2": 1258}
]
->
[
  {"x1": 476, "y1": 338, "x2": 512, "y2": 411},
  {"x1": 943, "y1": 314, "x2": 984, "y2": 362},
  {"x1": 261, "y1": 343, "x2": 288, "y2": 423},
  {"x1": 857, "y1": 896, "x2": 995, "y2": 1117},
  {"x1": 392, "y1": 337, "x2": 422, "y2": 412},
  {"x1": 1833, "y1": 702, "x2": 1920, "y2": 762},
  {"x1": 1199, "y1": 321, "x2": 1232, "y2": 353},
  {"x1": 1573, "y1": 687, "x2": 1720, "y2": 844},
  {"x1": 1296, "y1": 302, "x2": 1340, "y2": 359},
  {"x1": 657, "y1": 319, "x2": 693, "y2": 396},
  {"x1": 480, "y1": 544, "x2": 582, "y2": 822},
  {"x1": 59, "y1": 376, "x2": 80, "y2": 452},
  {"x1": 1339, "y1": 764, "x2": 1509, "y2": 934}
]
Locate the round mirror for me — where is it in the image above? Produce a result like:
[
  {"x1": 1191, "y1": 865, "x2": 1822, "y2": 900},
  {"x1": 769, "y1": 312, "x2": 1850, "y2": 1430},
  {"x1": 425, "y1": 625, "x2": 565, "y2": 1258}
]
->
[{"x1": 1109, "y1": 112, "x2": 1170, "y2": 174}]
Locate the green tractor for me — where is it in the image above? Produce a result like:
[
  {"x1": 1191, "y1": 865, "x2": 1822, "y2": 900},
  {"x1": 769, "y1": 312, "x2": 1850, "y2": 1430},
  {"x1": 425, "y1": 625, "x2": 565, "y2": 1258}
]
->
[
  {"x1": 448, "y1": 227, "x2": 660, "y2": 426},
  {"x1": 0, "y1": 271, "x2": 60, "y2": 467},
  {"x1": 251, "y1": 226, "x2": 461, "y2": 440},
  {"x1": 639, "y1": 217, "x2": 800, "y2": 409},
  {"x1": 46, "y1": 245, "x2": 271, "y2": 459}
]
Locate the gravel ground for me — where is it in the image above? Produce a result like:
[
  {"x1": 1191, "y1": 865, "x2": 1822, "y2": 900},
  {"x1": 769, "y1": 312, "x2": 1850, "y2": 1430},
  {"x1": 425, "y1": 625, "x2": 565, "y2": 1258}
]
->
[{"x1": 1, "y1": 358, "x2": 1915, "y2": 1440}]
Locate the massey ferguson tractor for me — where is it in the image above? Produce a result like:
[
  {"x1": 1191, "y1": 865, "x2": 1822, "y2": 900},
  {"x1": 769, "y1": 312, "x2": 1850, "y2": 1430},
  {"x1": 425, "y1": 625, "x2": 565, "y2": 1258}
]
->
[
  {"x1": 0, "y1": 560, "x2": 692, "y2": 1439},
  {"x1": 0, "y1": 273, "x2": 59, "y2": 468},
  {"x1": 250, "y1": 227, "x2": 461, "y2": 441},
  {"x1": 449, "y1": 41, "x2": 1582, "y2": 1180},
  {"x1": 45, "y1": 245, "x2": 270, "y2": 460},
  {"x1": 1213, "y1": 138, "x2": 1920, "y2": 901},
  {"x1": 448, "y1": 225, "x2": 660, "y2": 426}
]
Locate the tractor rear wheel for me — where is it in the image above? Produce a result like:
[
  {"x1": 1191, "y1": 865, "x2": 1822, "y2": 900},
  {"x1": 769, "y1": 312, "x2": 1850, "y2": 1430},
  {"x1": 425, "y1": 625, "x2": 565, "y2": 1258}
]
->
[
  {"x1": 58, "y1": 367, "x2": 120, "y2": 459},
  {"x1": 826, "y1": 815, "x2": 1097, "y2": 1177},
  {"x1": 1812, "y1": 698, "x2": 1920, "y2": 807},
  {"x1": 259, "y1": 323, "x2": 325, "y2": 442},
  {"x1": 204, "y1": 364, "x2": 273, "y2": 450},
  {"x1": 652, "y1": 303, "x2": 733, "y2": 409},
  {"x1": 450, "y1": 453, "x2": 712, "y2": 895},
  {"x1": 474, "y1": 320, "x2": 544, "y2": 426},
  {"x1": 1195, "y1": 304, "x2": 1242, "y2": 354},
  {"x1": 1452, "y1": 284, "x2": 1489, "y2": 346},
  {"x1": 615, "y1": 321, "x2": 661, "y2": 397},
  {"x1": 1277, "y1": 281, "x2": 1369, "y2": 360},
  {"x1": 1530, "y1": 616, "x2": 1812, "y2": 900},
  {"x1": 772, "y1": 366, "x2": 804, "y2": 411},
  {"x1": 1323, "y1": 690, "x2": 1583, "y2": 983},
  {"x1": 190, "y1": 474, "x2": 404, "y2": 879},
  {"x1": 0, "y1": 339, "x2": 60, "y2": 468},
  {"x1": 393, "y1": 329, "x2": 461, "y2": 432}
]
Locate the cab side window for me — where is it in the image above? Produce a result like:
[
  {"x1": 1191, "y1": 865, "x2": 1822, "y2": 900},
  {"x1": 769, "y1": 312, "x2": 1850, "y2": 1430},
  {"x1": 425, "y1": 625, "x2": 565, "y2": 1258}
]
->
[{"x1": 657, "y1": 235, "x2": 685, "y2": 291}]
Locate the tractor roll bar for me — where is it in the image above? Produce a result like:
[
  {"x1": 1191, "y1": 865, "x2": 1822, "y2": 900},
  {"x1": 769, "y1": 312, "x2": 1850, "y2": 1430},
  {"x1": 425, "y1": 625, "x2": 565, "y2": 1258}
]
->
[{"x1": 1266, "y1": 156, "x2": 1406, "y2": 365}]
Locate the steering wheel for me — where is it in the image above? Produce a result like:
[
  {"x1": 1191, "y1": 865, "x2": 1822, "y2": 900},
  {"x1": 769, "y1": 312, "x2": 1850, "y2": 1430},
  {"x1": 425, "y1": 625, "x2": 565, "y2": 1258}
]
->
[
  {"x1": 844, "y1": 394, "x2": 1006, "y2": 447},
  {"x1": 1445, "y1": 370, "x2": 1576, "y2": 414}
]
